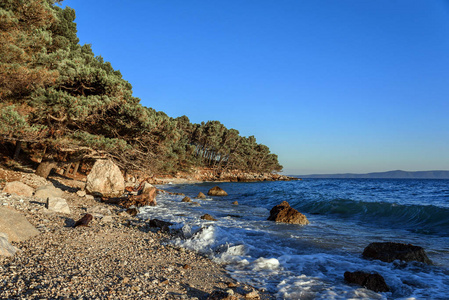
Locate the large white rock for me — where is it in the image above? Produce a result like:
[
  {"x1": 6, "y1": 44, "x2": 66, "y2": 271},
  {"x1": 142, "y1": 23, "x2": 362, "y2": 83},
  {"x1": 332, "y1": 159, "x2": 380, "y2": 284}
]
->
[
  {"x1": 2, "y1": 181, "x2": 34, "y2": 197},
  {"x1": 0, "y1": 207, "x2": 39, "y2": 242},
  {"x1": 34, "y1": 184, "x2": 64, "y2": 199},
  {"x1": 0, "y1": 232, "x2": 20, "y2": 257},
  {"x1": 85, "y1": 159, "x2": 125, "y2": 197},
  {"x1": 46, "y1": 197, "x2": 71, "y2": 214}
]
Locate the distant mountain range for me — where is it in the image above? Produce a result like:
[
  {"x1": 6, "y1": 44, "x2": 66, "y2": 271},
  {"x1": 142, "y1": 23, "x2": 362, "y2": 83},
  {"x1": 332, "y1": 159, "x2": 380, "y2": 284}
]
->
[{"x1": 295, "y1": 170, "x2": 449, "y2": 179}]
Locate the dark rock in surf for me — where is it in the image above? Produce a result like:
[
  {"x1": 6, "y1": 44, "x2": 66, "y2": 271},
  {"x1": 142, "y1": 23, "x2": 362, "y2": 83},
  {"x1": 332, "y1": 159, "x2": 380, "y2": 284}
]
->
[
  {"x1": 181, "y1": 196, "x2": 191, "y2": 203},
  {"x1": 362, "y1": 242, "x2": 432, "y2": 264},
  {"x1": 149, "y1": 219, "x2": 173, "y2": 232},
  {"x1": 207, "y1": 186, "x2": 228, "y2": 196},
  {"x1": 344, "y1": 271, "x2": 390, "y2": 292},
  {"x1": 201, "y1": 214, "x2": 217, "y2": 221},
  {"x1": 196, "y1": 192, "x2": 207, "y2": 199},
  {"x1": 267, "y1": 201, "x2": 309, "y2": 225},
  {"x1": 74, "y1": 214, "x2": 93, "y2": 227}
]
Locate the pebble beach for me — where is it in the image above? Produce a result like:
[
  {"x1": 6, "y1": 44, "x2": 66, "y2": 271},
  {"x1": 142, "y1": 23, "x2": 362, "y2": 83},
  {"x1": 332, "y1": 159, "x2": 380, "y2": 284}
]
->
[{"x1": 0, "y1": 168, "x2": 273, "y2": 299}]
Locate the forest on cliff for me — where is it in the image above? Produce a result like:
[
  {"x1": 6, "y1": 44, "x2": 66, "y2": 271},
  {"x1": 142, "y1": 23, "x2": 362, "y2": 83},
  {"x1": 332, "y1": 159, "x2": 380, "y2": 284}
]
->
[{"x1": 0, "y1": 0, "x2": 282, "y2": 178}]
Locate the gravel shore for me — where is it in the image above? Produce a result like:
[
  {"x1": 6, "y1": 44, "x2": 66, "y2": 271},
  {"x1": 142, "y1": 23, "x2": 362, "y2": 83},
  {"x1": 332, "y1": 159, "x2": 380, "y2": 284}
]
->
[{"x1": 0, "y1": 170, "x2": 274, "y2": 299}]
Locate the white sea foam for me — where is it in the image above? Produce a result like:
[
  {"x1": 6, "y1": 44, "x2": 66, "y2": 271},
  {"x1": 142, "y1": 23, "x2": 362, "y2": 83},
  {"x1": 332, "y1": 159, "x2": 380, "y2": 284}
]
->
[{"x1": 139, "y1": 182, "x2": 449, "y2": 299}]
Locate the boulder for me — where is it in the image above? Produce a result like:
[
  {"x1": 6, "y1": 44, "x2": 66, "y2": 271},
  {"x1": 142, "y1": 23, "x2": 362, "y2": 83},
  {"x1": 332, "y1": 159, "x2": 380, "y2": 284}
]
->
[
  {"x1": 85, "y1": 159, "x2": 125, "y2": 197},
  {"x1": 120, "y1": 190, "x2": 157, "y2": 208},
  {"x1": 201, "y1": 214, "x2": 217, "y2": 221},
  {"x1": 267, "y1": 201, "x2": 309, "y2": 225},
  {"x1": 46, "y1": 197, "x2": 71, "y2": 214},
  {"x1": 344, "y1": 271, "x2": 390, "y2": 293},
  {"x1": 182, "y1": 196, "x2": 191, "y2": 203},
  {"x1": 2, "y1": 181, "x2": 34, "y2": 197},
  {"x1": 196, "y1": 192, "x2": 206, "y2": 199},
  {"x1": 362, "y1": 242, "x2": 432, "y2": 264},
  {"x1": 140, "y1": 182, "x2": 155, "y2": 195},
  {"x1": 34, "y1": 184, "x2": 64, "y2": 199},
  {"x1": 0, "y1": 232, "x2": 20, "y2": 257},
  {"x1": 232, "y1": 201, "x2": 238, "y2": 205},
  {"x1": 208, "y1": 186, "x2": 228, "y2": 196},
  {"x1": 0, "y1": 207, "x2": 39, "y2": 242}
]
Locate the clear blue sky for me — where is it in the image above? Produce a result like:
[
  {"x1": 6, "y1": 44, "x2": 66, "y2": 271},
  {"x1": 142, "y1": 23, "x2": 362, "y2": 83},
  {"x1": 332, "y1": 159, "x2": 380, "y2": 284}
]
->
[{"x1": 60, "y1": 0, "x2": 449, "y2": 175}]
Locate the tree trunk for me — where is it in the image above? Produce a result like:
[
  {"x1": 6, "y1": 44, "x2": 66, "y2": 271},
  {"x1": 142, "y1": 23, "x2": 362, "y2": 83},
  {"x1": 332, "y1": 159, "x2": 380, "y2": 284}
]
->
[
  {"x1": 38, "y1": 146, "x2": 47, "y2": 163},
  {"x1": 13, "y1": 141, "x2": 22, "y2": 160},
  {"x1": 72, "y1": 161, "x2": 81, "y2": 175},
  {"x1": 64, "y1": 163, "x2": 72, "y2": 175},
  {"x1": 35, "y1": 160, "x2": 56, "y2": 179}
]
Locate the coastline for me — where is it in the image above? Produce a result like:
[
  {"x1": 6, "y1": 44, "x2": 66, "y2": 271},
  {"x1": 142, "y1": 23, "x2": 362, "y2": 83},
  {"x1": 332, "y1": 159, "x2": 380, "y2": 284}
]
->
[
  {"x1": 0, "y1": 167, "x2": 274, "y2": 299},
  {"x1": 139, "y1": 169, "x2": 298, "y2": 185}
]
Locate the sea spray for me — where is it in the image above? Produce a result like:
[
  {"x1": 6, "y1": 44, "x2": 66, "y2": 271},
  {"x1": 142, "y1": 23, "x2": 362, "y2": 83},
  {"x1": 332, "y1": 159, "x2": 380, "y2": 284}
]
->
[{"x1": 140, "y1": 179, "x2": 449, "y2": 299}]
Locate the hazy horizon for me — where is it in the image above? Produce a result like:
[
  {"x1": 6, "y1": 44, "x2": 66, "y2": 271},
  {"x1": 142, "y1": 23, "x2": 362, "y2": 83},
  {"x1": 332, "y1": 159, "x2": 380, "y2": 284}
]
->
[{"x1": 61, "y1": 0, "x2": 449, "y2": 175}]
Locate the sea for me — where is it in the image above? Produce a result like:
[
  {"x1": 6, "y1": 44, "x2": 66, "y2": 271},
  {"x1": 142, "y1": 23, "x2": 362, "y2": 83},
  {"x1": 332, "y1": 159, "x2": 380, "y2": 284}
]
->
[{"x1": 139, "y1": 179, "x2": 449, "y2": 299}]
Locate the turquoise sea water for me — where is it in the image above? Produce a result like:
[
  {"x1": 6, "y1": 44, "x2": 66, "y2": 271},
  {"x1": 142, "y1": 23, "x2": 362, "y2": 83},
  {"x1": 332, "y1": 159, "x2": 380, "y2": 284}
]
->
[{"x1": 140, "y1": 179, "x2": 449, "y2": 299}]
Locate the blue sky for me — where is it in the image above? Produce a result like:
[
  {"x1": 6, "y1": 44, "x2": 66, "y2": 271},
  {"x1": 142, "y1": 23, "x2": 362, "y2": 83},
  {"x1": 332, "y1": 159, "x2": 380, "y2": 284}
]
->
[{"x1": 60, "y1": 0, "x2": 449, "y2": 175}]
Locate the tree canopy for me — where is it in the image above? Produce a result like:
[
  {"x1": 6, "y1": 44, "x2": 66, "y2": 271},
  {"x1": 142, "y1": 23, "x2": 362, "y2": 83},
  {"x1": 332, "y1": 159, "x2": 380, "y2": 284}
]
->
[{"x1": 0, "y1": 0, "x2": 282, "y2": 176}]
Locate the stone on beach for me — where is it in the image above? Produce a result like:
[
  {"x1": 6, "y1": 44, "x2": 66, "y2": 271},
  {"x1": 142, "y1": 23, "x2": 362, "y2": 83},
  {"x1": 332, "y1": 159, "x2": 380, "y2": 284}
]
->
[
  {"x1": 76, "y1": 190, "x2": 86, "y2": 197},
  {"x1": 85, "y1": 159, "x2": 125, "y2": 197},
  {"x1": 0, "y1": 232, "x2": 20, "y2": 257},
  {"x1": 46, "y1": 197, "x2": 71, "y2": 214},
  {"x1": 208, "y1": 186, "x2": 228, "y2": 196},
  {"x1": 362, "y1": 242, "x2": 432, "y2": 264},
  {"x1": 2, "y1": 181, "x2": 34, "y2": 197},
  {"x1": 74, "y1": 214, "x2": 93, "y2": 227},
  {"x1": 267, "y1": 201, "x2": 309, "y2": 225},
  {"x1": 344, "y1": 271, "x2": 390, "y2": 293},
  {"x1": 34, "y1": 184, "x2": 64, "y2": 199},
  {"x1": 0, "y1": 207, "x2": 39, "y2": 242}
]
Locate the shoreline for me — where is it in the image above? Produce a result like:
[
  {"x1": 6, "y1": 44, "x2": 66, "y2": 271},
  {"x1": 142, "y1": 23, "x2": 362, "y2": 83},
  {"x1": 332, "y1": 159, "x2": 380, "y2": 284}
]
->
[{"x1": 0, "y1": 167, "x2": 275, "y2": 299}]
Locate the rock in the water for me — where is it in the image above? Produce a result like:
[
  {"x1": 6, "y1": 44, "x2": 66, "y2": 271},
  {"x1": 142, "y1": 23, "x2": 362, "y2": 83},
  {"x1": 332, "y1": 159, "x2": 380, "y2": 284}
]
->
[
  {"x1": 232, "y1": 201, "x2": 238, "y2": 205},
  {"x1": 182, "y1": 196, "x2": 191, "y2": 203},
  {"x1": 2, "y1": 181, "x2": 34, "y2": 197},
  {"x1": 362, "y1": 242, "x2": 432, "y2": 264},
  {"x1": 121, "y1": 191, "x2": 157, "y2": 208},
  {"x1": 0, "y1": 207, "x2": 39, "y2": 242},
  {"x1": 344, "y1": 271, "x2": 390, "y2": 292},
  {"x1": 74, "y1": 214, "x2": 93, "y2": 227},
  {"x1": 85, "y1": 159, "x2": 125, "y2": 197},
  {"x1": 0, "y1": 232, "x2": 20, "y2": 257},
  {"x1": 196, "y1": 192, "x2": 207, "y2": 199},
  {"x1": 140, "y1": 182, "x2": 155, "y2": 195},
  {"x1": 207, "y1": 186, "x2": 228, "y2": 196},
  {"x1": 201, "y1": 214, "x2": 217, "y2": 221},
  {"x1": 149, "y1": 219, "x2": 173, "y2": 232},
  {"x1": 267, "y1": 201, "x2": 309, "y2": 225},
  {"x1": 46, "y1": 197, "x2": 71, "y2": 214},
  {"x1": 34, "y1": 184, "x2": 64, "y2": 199}
]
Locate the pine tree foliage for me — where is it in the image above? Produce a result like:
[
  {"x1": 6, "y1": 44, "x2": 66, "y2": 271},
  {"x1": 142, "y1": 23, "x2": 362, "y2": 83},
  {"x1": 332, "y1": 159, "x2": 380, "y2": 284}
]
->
[{"x1": 0, "y1": 0, "x2": 283, "y2": 174}]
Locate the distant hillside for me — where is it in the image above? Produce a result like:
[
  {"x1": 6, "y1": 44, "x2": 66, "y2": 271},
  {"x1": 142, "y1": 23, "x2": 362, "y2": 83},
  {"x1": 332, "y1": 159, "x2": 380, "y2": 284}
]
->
[{"x1": 296, "y1": 170, "x2": 449, "y2": 179}]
